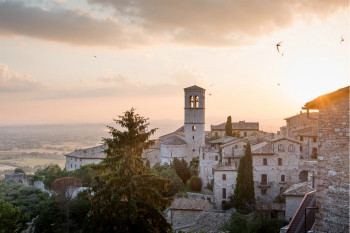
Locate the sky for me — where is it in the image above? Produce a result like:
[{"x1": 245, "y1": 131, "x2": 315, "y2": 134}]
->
[{"x1": 0, "y1": 0, "x2": 348, "y2": 133}]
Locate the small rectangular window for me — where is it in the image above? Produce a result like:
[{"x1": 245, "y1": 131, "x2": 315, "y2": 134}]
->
[
  {"x1": 222, "y1": 174, "x2": 226, "y2": 180},
  {"x1": 300, "y1": 146, "x2": 303, "y2": 152},
  {"x1": 235, "y1": 145, "x2": 238, "y2": 149},
  {"x1": 192, "y1": 149, "x2": 195, "y2": 152},
  {"x1": 261, "y1": 189, "x2": 267, "y2": 195},
  {"x1": 222, "y1": 188, "x2": 226, "y2": 199},
  {"x1": 281, "y1": 175, "x2": 285, "y2": 182},
  {"x1": 313, "y1": 137, "x2": 317, "y2": 143},
  {"x1": 193, "y1": 136, "x2": 195, "y2": 140},
  {"x1": 202, "y1": 153, "x2": 205, "y2": 160},
  {"x1": 278, "y1": 158, "x2": 282, "y2": 166},
  {"x1": 215, "y1": 156, "x2": 218, "y2": 161},
  {"x1": 263, "y1": 158, "x2": 267, "y2": 165},
  {"x1": 261, "y1": 174, "x2": 267, "y2": 184},
  {"x1": 300, "y1": 136, "x2": 304, "y2": 141},
  {"x1": 192, "y1": 126, "x2": 196, "y2": 131}
]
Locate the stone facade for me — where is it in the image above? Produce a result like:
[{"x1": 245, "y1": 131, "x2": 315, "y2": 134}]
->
[
  {"x1": 5, "y1": 173, "x2": 33, "y2": 186},
  {"x1": 213, "y1": 166, "x2": 237, "y2": 209},
  {"x1": 211, "y1": 120, "x2": 260, "y2": 138},
  {"x1": 303, "y1": 86, "x2": 349, "y2": 233},
  {"x1": 65, "y1": 145, "x2": 106, "y2": 171}
]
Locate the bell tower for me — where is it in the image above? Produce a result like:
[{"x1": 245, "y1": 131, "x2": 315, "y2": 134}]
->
[{"x1": 184, "y1": 85, "x2": 205, "y2": 158}]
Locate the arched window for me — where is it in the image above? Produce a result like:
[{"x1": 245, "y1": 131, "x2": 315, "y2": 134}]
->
[
  {"x1": 195, "y1": 95, "x2": 199, "y2": 107},
  {"x1": 189, "y1": 96, "x2": 194, "y2": 108},
  {"x1": 278, "y1": 144, "x2": 284, "y2": 151},
  {"x1": 288, "y1": 144, "x2": 295, "y2": 152}
]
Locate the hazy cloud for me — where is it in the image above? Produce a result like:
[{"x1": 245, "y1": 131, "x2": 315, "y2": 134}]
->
[
  {"x1": 0, "y1": 1, "x2": 149, "y2": 48},
  {"x1": 0, "y1": 0, "x2": 347, "y2": 47},
  {"x1": 88, "y1": 0, "x2": 348, "y2": 46},
  {"x1": 0, "y1": 64, "x2": 44, "y2": 92}
]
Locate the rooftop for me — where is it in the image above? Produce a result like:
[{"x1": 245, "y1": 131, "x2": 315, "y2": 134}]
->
[
  {"x1": 65, "y1": 145, "x2": 107, "y2": 159},
  {"x1": 303, "y1": 86, "x2": 349, "y2": 110},
  {"x1": 282, "y1": 182, "x2": 314, "y2": 197},
  {"x1": 211, "y1": 121, "x2": 259, "y2": 130},
  {"x1": 169, "y1": 197, "x2": 213, "y2": 211},
  {"x1": 188, "y1": 212, "x2": 231, "y2": 233},
  {"x1": 184, "y1": 85, "x2": 206, "y2": 91}
]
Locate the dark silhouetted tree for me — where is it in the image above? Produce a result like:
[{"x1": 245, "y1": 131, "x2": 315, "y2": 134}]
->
[
  {"x1": 89, "y1": 108, "x2": 171, "y2": 233},
  {"x1": 172, "y1": 157, "x2": 191, "y2": 184},
  {"x1": 187, "y1": 176, "x2": 202, "y2": 192},
  {"x1": 225, "y1": 116, "x2": 234, "y2": 137},
  {"x1": 233, "y1": 142, "x2": 255, "y2": 213}
]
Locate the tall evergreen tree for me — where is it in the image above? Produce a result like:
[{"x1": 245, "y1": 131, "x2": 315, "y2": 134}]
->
[
  {"x1": 225, "y1": 116, "x2": 234, "y2": 136},
  {"x1": 172, "y1": 157, "x2": 191, "y2": 184},
  {"x1": 89, "y1": 108, "x2": 172, "y2": 233},
  {"x1": 233, "y1": 142, "x2": 255, "y2": 213}
]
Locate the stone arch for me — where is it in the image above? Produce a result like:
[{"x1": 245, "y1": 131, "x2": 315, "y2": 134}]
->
[{"x1": 299, "y1": 170, "x2": 308, "y2": 182}]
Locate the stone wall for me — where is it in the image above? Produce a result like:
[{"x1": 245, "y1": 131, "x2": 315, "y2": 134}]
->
[
  {"x1": 199, "y1": 149, "x2": 219, "y2": 186},
  {"x1": 213, "y1": 168, "x2": 237, "y2": 209},
  {"x1": 285, "y1": 196, "x2": 304, "y2": 221},
  {"x1": 5, "y1": 173, "x2": 33, "y2": 186},
  {"x1": 315, "y1": 95, "x2": 349, "y2": 233}
]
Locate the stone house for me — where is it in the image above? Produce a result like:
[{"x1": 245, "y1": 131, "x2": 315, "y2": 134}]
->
[
  {"x1": 213, "y1": 165, "x2": 237, "y2": 209},
  {"x1": 280, "y1": 112, "x2": 318, "y2": 159},
  {"x1": 282, "y1": 182, "x2": 315, "y2": 221},
  {"x1": 302, "y1": 86, "x2": 349, "y2": 233},
  {"x1": 165, "y1": 197, "x2": 213, "y2": 232},
  {"x1": 211, "y1": 120, "x2": 260, "y2": 138},
  {"x1": 253, "y1": 138, "x2": 301, "y2": 204},
  {"x1": 65, "y1": 145, "x2": 106, "y2": 171}
]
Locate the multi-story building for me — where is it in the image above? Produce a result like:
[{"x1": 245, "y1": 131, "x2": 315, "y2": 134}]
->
[{"x1": 211, "y1": 120, "x2": 260, "y2": 138}]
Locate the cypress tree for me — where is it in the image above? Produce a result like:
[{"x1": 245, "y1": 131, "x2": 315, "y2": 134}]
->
[
  {"x1": 89, "y1": 108, "x2": 172, "y2": 233},
  {"x1": 233, "y1": 142, "x2": 255, "y2": 213},
  {"x1": 225, "y1": 116, "x2": 234, "y2": 136}
]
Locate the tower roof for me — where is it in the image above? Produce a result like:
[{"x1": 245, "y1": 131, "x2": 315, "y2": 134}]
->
[{"x1": 184, "y1": 85, "x2": 205, "y2": 91}]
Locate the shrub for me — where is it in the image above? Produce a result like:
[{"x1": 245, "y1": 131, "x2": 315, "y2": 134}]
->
[{"x1": 187, "y1": 176, "x2": 202, "y2": 192}]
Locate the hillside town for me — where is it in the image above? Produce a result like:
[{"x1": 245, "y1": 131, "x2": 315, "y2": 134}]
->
[{"x1": 55, "y1": 85, "x2": 348, "y2": 233}]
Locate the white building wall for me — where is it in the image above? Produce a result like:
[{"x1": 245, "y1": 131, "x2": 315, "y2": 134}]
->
[
  {"x1": 285, "y1": 196, "x2": 304, "y2": 221},
  {"x1": 66, "y1": 156, "x2": 103, "y2": 171},
  {"x1": 160, "y1": 144, "x2": 187, "y2": 165},
  {"x1": 213, "y1": 169, "x2": 237, "y2": 209},
  {"x1": 199, "y1": 150, "x2": 220, "y2": 186}
]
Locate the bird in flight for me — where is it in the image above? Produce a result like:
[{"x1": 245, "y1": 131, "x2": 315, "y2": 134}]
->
[
  {"x1": 276, "y1": 41, "x2": 283, "y2": 53},
  {"x1": 209, "y1": 93, "x2": 212, "y2": 96},
  {"x1": 94, "y1": 55, "x2": 97, "y2": 58},
  {"x1": 277, "y1": 83, "x2": 280, "y2": 87},
  {"x1": 340, "y1": 36, "x2": 344, "y2": 44}
]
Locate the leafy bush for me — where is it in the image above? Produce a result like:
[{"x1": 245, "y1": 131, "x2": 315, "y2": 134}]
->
[
  {"x1": 206, "y1": 179, "x2": 214, "y2": 191},
  {"x1": 187, "y1": 176, "x2": 202, "y2": 192},
  {"x1": 14, "y1": 167, "x2": 25, "y2": 174},
  {"x1": 0, "y1": 198, "x2": 22, "y2": 233},
  {"x1": 221, "y1": 212, "x2": 248, "y2": 233}
]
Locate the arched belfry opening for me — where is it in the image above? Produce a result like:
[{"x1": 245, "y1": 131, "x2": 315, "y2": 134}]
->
[
  {"x1": 195, "y1": 95, "x2": 199, "y2": 108},
  {"x1": 189, "y1": 96, "x2": 194, "y2": 108}
]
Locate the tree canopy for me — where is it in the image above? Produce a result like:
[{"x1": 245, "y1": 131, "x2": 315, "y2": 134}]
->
[
  {"x1": 89, "y1": 108, "x2": 172, "y2": 233},
  {"x1": 172, "y1": 157, "x2": 191, "y2": 184},
  {"x1": 0, "y1": 199, "x2": 22, "y2": 233},
  {"x1": 233, "y1": 142, "x2": 255, "y2": 213},
  {"x1": 225, "y1": 116, "x2": 234, "y2": 137}
]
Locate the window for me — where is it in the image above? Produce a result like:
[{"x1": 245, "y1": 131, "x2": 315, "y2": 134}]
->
[
  {"x1": 228, "y1": 158, "x2": 231, "y2": 166},
  {"x1": 300, "y1": 136, "x2": 304, "y2": 141},
  {"x1": 70, "y1": 164, "x2": 72, "y2": 168},
  {"x1": 202, "y1": 153, "x2": 205, "y2": 160},
  {"x1": 222, "y1": 174, "x2": 226, "y2": 180},
  {"x1": 278, "y1": 144, "x2": 284, "y2": 151},
  {"x1": 222, "y1": 188, "x2": 226, "y2": 199},
  {"x1": 263, "y1": 158, "x2": 267, "y2": 166},
  {"x1": 244, "y1": 145, "x2": 246, "y2": 149},
  {"x1": 235, "y1": 145, "x2": 238, "y2": 149},
  {"x1": 75, "y1": 164, "x2": 77, "y2": 169},
  {"x1": 261, "y1": 174, "x2": 267, "y2": 184},
  {"x1": 278, "y1": 158, "x2": 282, "y2": 166},
  {"x1": 261, "y1": 189, "x2": 267, "y2": 195},
  {"x1": 313, "y1": 137, "x2": 317, "y2": 143},
  {"x1": 232, "y1": 147, "x2": 235, "y2": 156},
  {"x1": 75, "y1": 158, "x2": 77, "y2": 162},
  {"x1": 281, "y1": 175, "x2": 285, "y2": 182},
  {"x1": 244, "y1": 132, "x2": 247, "y2": 137},
  {"x1": 192, "y1": 149, "x2": 195, "y2": 152},
  {"x1": 189, "y1": 96, "x2": 194, "y2": 108},
  {"x1": 300, "y1": 146, "x2": 303, "y2": 152},
  {"x1": 192, "y1": 125, "x2": 196, "y2": 131},
  {"x1": 215, "y1": 156, "x2": 218, "y2": 161},
  {"x1": 215, "y1": 132, "x2": 218, "y2": 136},
  {"x1": 192, "y1": 136, "x2": 195, "y2": 140},
  {"x1": 195, "y1": 96, "x2": 199, "y2": 108},
  {"x1": 288, "y1": 144, "x2": 295, "y2": 152}
]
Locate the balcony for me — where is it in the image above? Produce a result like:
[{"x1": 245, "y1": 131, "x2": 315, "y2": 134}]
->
[{"x1": 257, "y1": 181, "x2": 273, "y2": 188}]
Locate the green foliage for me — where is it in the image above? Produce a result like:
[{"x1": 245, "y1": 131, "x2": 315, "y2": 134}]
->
[
  {"x1": 0, "y1": 198, "x2": 22, "y2": 233},
  {"x1": 73, "y1": 164, "x2": 97, "y2": 187},
  {"x1": 33, "y1": 164, "x2": 72, "y2": 189},
  {"x1": 233, "y1": 131, "x2": 241, "y2": 138},
  {"x1": 69, "y1": 190, "x2": 92, "y2": 232},
  {"x1": 210, "y1": 135, "x2": 222, "y2": 140},
  {"x1": 14, "y1": 167, "x2": 25, "y2": 174},
  {"x1": 233, "y1": 142, "x2": 255, "y2": 213},
  {"x1": 273, "y1": 194, "x2": 285, "y2": 204},
  {"x1": 89, "y1": 108, "x2": 172, "y2": 233},
  {"x1": 34, "y1": 196, "x2": 65, "y2": 233},
  {"x1": 0, "y1": 181, "x2": 50, "y2": 218},
  {"x1": 206, "y1": 179, "x2": 214, "y2": 191},
  {"x1": 189, "y1": 156, "x2": 199, "y2": 176},
  {"x1": 219, "y1": 148, "x2": 223, "y2": 164},
  {"x1": 186, "y1": 176, "x2": 202, "y2": 192},
  {"x1": 225, "y1": 116, "x2": 234, "y2": 137},
  {"x1": 249, "y1": 218, "x2": 289, "y2": 233},
  {"x1": 222, "y1": 200, "x2": 234, "y2": 210},
  {"x1": 221, "y1": 212, "x2": 248, "y2": 233},
  {"x1": 172, "y1": 157, "x2": 191, "y2": 184},
  {"x1": 146, "y1": 159, "x2": 151, "y2": 168},
  {"x1": 152, "y1": 164, "x2": 184, "y2": 197}
]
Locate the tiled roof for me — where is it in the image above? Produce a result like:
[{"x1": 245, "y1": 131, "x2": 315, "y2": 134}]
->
[
  {"x1": 65, "y1": 145, "x2": 107, "y2": 159},
  {"x1": 271, "y1": 137, "x2": 301, "y2": 144},
  {"x1": 162, "y1": 135, "x2": 187, "y2": 145},
  {"x1": 211, "y1": 121, "x2": 259, "y2": 130},
  {"x1": 184, "y1": 85, "x2": 205, "y2": 91},
  {"x1": 169, "y1": 198, "x2": 213, "y2": 211},
  {"x1": 210, "y1": 136, "x2": 236, "y2": 144},
  {"x1": 188, "y1": 212, "x2": 231, "y2": 233},
  {"x1": 303, "y1": 86, "x2": 349, "y2": 109},
  {"x1": 282, "y1": 182, "x2": 314, "y2": 197}
]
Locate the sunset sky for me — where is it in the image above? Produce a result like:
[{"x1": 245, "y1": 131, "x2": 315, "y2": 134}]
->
[{"x1": 0, "y1": 0, "x2": 348, "y2": 133}]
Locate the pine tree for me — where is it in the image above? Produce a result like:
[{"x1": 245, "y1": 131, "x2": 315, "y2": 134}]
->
[
  {"x1": 89, "y1": 108, "x2": 172, "y2": 232},
  {"x1": 172, "y1": 157, "x2": 191, "y2": 184},
  {"x1": 225, "y1": 116, "x2": 234, "y2": 136},
  {"x1": 233, "y1": 142, "x2": 255, "y2": 213}
]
